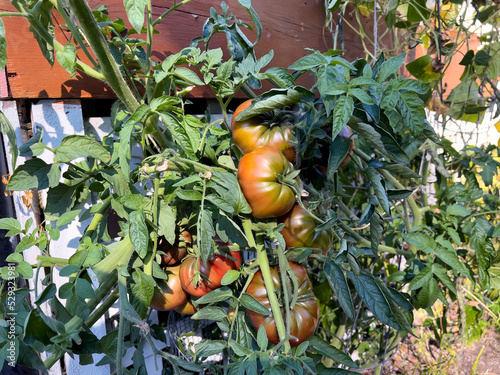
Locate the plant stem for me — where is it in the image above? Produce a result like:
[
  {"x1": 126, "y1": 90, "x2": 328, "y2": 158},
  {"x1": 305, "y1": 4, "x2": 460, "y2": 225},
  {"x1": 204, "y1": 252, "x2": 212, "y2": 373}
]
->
[
  {"x1": 116, "y1": 274, "x2": 128, "y2": 375},
  {"x1": 337, "y1": 220, "x2": 406, "y2": 256},
  {"x1": 36, "y1": 256, "x2": 69, "y2": 267},
  {"x1": 67, "y1": 0, "x2": 140, "y2": 112},
  {"x1": 0, "y1": 12, "x2": 28, "y2": 17},
  {"x1": 144, "y1": 176, "x2": 160, "y2": 276},
  {"x1": 87, "y1": 270, "x2": 118, "y2": 312},
  {"x1": 152, "y1": 0, "x2": 194, "y2": 26},
  {"x1": 13, "y1": 5, "x2": 104, "y2": 80},
  {"x1": 85, "y1": 286, "x2": 119, "y2": 327},
  {"x1": 85, "y1": 195, "x2": 112, "y2": 239},
  {"x1": 255, "y1": 236, "x2": 291, "y2": 353},
  {"x1": 50, "y1": 0, "x2": 98, "y2": 66},
  {"x1": 92, "y1": 235, "x2": 135, "y2": 283}
]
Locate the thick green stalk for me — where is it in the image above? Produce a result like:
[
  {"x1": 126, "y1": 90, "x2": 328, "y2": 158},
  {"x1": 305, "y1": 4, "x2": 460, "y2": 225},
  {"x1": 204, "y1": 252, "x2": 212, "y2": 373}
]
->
[
  {"x1": 36, "y1": 256, "x2": 68, "y2": 268},
  {"x1": 116, "y1": 274, "x2": 128, "y2": 375},
  {"x1": 85, "y1": 287, "x2": 119, "y2": 327},
  {"x1": 242, "y1": 218, "x2": 291, "y2": 353},
  {"x1": 87, "y1": 270, "x2": 118, "y2": 312},
  {"x1": 67, "y1": 0, "x2": 140, "y2": 112},
  {"x1": 256, "y1": 240, "x2": 290, "y2": 353},
  {"x1": 92, "y1": 235, "x2": 135, "y2": 283},
  {"x1": 0, "y1": 12, "x2": 28, "y2": 17},
  {"x1": 84, "y1": 195, "x2": 112, "y2": 239}
]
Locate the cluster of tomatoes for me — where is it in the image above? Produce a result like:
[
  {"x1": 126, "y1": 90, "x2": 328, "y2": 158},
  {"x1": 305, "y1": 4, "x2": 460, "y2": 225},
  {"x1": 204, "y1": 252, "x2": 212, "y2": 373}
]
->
[
  {"x1": 151, "y1": 99, "x2": 354, "y2": 346},
  {"x1": 233, "y1": 100, "x2": 337, "y2": 345},
  {"x1": 150, "y1": 231, "x2": 242, "y2": 314}
]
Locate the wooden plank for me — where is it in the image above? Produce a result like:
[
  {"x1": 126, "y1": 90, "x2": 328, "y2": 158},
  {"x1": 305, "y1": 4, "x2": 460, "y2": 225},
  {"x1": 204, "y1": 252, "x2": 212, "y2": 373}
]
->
[{"x1": 0, "y1": 0, "x2": 377, "y2": 99}]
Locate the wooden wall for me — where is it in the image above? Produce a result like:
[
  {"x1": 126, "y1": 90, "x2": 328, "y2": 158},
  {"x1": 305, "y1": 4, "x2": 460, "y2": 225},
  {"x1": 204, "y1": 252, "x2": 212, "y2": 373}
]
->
[{"x1": 0, "y1": 0, "x2": 382, "y2": 99}]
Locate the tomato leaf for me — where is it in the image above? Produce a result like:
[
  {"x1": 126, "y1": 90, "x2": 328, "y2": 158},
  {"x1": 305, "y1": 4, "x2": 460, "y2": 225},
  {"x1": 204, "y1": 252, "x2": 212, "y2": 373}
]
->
[
  {"x1": 432, "y1": 263, "x2": 457, "y2": 296},
  {"x1": 352, "y1": 270, "x2": 413, "y2": 332},
  {"x1": 56, "y1": 43, "x2": 77, "y2": 78},
  {"x1": 0, "y1": 218, "x2": 22, "y2": 235},
  {"x1": 332, "y1": 95, "x2": 354, "y2": 139},
  {"x1": 195, "y1": 340, "x2": 227, "y2": 359},
  {"x1": 129, "y1": 210, "x2": 149, "y2": 259},
  {"x1": 158, "y1": 201, "x2": 176, "y2": 245},
  {"x1": 364, "y1": 167, "x2": 391, "y2": 215},
  {"x1": 123, "y1": 0, "x2": 146, "y2": 32},
  {"x1": 221, "y1": 270, "x2": 241, "y2": 286},
  {"x1": 211, "y1": 171, "x2": 252, "y2": 214},
  {"x1": 228, "y1": 339, "x2": 253, "y2": 357},
  {"x1": 289, "y1": 51, "x2": 328, "y2": 70},
  {"x1": 7, "y1": 159, "x2": 60, "y2": 191},
  {"x1": 75, "y1": 278, "x2": 95, "y2": 299},
  {"x1": 309, "y1": 336, "x2": 358, "y2": 368},
  {"x1": 404, "y1": 232, "x2": 436, "y2": 254},
  {"x1": 327, "y1": 135, "x2": 351, "y2": 179},
  {"x1": 370, "y1": 211, "x2": 384, "y2": 257},
  {"x1": 19, "y1": 125, "x2": 44, "y2": 157},
  {"x1": 324, "y1": 261, "x2": 355, "y2": 320},
  {"x1": 216, "y1": 214, "x2": 248, "y2": 247},
  {"x1": 0, "y1": 110, "x2": 18, "y2": 170},
  {"x1": 240, "y1": 293, "x2": 271, "y2": 316},
  {"x1": 194, "y1": 287, "x2": 233, "y2": 305},
  {"x1": 192, "y1": 306, "x2": 227, "y2": 321},
  {"x1": 446, "y1": 204, "x2": 471, "y2": 217},
  {"x1": 174, "y1": 67, "x2": 204, "y2": 86},
  {"x1": 234, "y1": 89, "x2": 302, "y2": 121},
  {"x1": 434, "y1": 245, "x2": 470, "y2": 278},
  {"x1": 198, "y1": 208, "x2": 215, "y2": 264},
  {"x1": 55, "y1": 135, "x2": 111, "y2": 164},
  {"x1": 376, "y1": 53, "x2": 405, "y2": 82},
  {"x1": 129, "y1": 269, "x2": 155, "y2": 319},
  {"x1": 408, "y1": 266, "x2": 433, "y2": 291},
  {"x1": 256, "y1": 325, "x2": 268, "y2": 351}
]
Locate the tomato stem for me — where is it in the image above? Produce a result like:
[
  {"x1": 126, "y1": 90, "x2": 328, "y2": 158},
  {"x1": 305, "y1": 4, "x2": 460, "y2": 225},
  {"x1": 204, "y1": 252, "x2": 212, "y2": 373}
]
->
[
  {"x1": 255, "y1": 235, "x2": 291, "y2": 353},
  {"x1": 276, "y1": 245, "x2": 292, "y2": 343},
  {"x1": 145, "y1": 176, "x2": 160, "y2": 276}
]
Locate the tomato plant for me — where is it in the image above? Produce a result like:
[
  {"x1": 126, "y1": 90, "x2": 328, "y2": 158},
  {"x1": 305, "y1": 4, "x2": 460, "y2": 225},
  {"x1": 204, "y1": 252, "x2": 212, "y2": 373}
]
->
[
  {"x1": 150, "y1": 264, "x2": 189, "y2": 311},
  {"x1": 0, "y1": 0, "x2": 498, "y2": 373},
  {"x1": 231, "y1": 99, "x2": 296, "y2": 162},
  {"x1": 238, "y1": 145, "x2": 298, "y2": 218},
  {"x1": 246, "y1": 261, "x2": 320, "y2": 346},
  {"x1": 279, "y1": 204, "x2": 333, "y2": 254},
  {"x1": 179, "y1": 251, "x2": 242, "y2": 297}
]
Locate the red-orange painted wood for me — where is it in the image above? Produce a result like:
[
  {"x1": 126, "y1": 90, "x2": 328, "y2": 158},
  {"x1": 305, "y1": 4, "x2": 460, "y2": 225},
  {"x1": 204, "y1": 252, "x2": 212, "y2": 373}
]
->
[{"x1": 0, "y1": 0, "x2": 378, "y2": 99}]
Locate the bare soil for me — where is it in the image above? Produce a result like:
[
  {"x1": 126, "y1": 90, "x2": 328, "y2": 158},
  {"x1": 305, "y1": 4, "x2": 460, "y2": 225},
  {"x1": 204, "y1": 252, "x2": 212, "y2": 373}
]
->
[{"x1": 360, "y1": 300, "x2": 500, "y2": 375}]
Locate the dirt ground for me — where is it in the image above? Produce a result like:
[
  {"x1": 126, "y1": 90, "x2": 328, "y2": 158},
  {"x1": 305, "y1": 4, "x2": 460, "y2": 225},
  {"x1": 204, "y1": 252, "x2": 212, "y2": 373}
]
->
[{"x1": 360, "y1": 300, "x2": 500, "y2": 375}]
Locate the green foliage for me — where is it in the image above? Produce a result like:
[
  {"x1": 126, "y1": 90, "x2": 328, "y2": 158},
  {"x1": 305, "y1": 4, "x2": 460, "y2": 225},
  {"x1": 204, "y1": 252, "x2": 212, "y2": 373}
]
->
[{"x1": 0, "y1": 0, "x2": 498, "y2": 374}]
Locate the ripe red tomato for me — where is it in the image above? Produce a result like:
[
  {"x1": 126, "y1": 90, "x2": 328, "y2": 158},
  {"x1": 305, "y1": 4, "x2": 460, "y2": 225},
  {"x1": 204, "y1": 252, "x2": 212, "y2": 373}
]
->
[
  {"x1": 278, "y1": 204, "x2": 333, "y2": 255},
  {"x1": 179, "y1": 251, "x2": 242, "y2": 297},
  {"x1": 246, "y1": 261, "x2": 319, "y2": 346},
  {"x1": 237, "y1": 145, "x2": 297, "y2": 219},
  {"x1": 159, "y1": 230, "x2": 192, "y2": 266},
  {"x1": 231, "y1": 99, "x2": 296, "y2": 163},
  {"x1": 150, "y1": 264, "x2": 189, "y2": 311}
]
